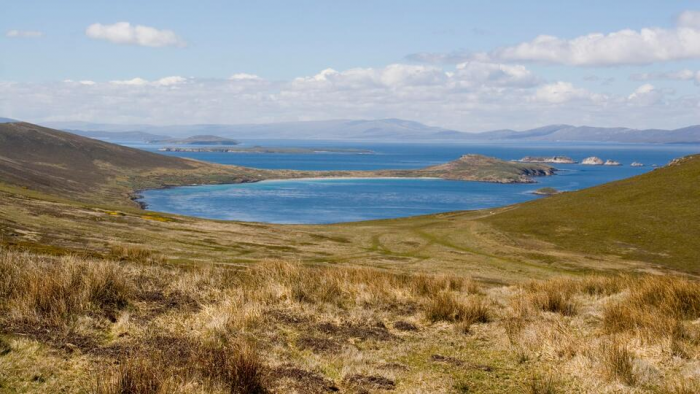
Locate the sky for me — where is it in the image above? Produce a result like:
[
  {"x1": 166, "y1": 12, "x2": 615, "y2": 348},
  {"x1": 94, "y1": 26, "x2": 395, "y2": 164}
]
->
[{"x1": 1, "y1": 0, "x2": 700, "y2": 132}]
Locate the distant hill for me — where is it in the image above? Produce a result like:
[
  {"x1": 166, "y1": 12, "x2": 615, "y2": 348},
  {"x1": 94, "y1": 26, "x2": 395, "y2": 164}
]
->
[
  {"x1": 43, "y1": 118, "x2": 467, "y2": 141},
  {"x1": 42, "y1": 119, "x2": 700, "y2": 143},
  {"x1": 483, "y1": 154, "x2": 700, "y2": 271},
  {"x1": 66, "y1": 129, "x2": 172, "y2": 142},
  {"x1": 0, "y1": 117, "x2": 18, "y2": 124},
  {"x1": 472, "y1": 124, "x2": 700, "y2": 144},
  {"x1": 0, "y1": 122, "x2": 270, "y2": 205},
  {"x1": 0, "y1": 122, "x2": 192, "y2": 200}
]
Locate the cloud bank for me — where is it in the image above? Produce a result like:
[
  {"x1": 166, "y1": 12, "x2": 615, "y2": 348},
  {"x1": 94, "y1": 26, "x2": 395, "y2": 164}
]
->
[
  {"x1": 86, "y1": 22, "x2": 185, "y2": 47},
  {"x1": 3, "y1": 61, "x2": 697, "y2": 131}
]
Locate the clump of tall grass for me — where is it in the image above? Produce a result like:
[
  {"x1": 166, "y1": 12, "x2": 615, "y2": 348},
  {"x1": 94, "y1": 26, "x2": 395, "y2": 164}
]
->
[
  {"x1": 109, "y1": 244, "x2": 166, "y2": 265},
  {"x1": 424, "y1": 292, "x2": 490, "y2": 332},
  {"x1": 96, "y1": 338, "x2": 266, "y2": 394},
  {"x1": 523, "y1": 279, "x2": 578, "y2": 316},
  {"x1": 528, "y1": 374, "x2": 560, "y2": 394},
  {"x1": 603, "y1": 275, "x2": 700, "y2": 339},
  {"x1": 599, "y1": 338, "x2": 636, "y2": 386},
  {"x1": 0, "y1": 247, "x2": 132, "y2": 327}
]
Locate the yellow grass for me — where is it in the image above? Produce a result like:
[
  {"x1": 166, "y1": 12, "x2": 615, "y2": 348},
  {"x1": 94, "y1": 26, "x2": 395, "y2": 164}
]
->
[{"x1": 1, "y1": 247, "x2": 699, "y2": 393}]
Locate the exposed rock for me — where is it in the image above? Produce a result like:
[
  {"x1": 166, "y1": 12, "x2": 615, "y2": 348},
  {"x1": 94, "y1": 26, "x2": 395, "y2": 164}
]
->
[
  {"x1": 581, "y1": 156, "x2": 604, "y2": 165},
  {"x1": 604, "y1": 160, "x2": 621, "y2": 166},
  {"x1": 631, "y1": 162, "x2": 644, "y2": 167},
  {"x1": 519, "y1": 156, "x2": 576, "y2": 164}
]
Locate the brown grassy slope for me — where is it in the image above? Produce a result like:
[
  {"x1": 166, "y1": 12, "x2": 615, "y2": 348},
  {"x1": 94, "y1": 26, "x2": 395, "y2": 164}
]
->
[
  {"x1": 1, "y1": 247, "x2": 699, "y2": 393},
  {"x1": 0, "y1": 122, "x2": 273, "y2": 205},
  {"x1": 482, "y1": 154, "x2": 700, "y2": 272}
]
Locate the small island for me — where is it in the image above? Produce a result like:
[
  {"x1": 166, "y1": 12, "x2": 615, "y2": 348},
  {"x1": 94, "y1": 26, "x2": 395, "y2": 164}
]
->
[
  {"x1": 532, "y1": 187, "x2": 560, "y2": 195},
  {"x1": 158, "y1": 146, "x2": 374, "y2": 154},
  {"x1": 604, "y1": 160, "x2": 621, "y2": 166},
  {"x1": 519, "y1": 156, "x2": 576, "y2": 164},
  {"x1": 149, "y1": 135, "x2": 240, "y2": 145},
  {"x1": 631, "y1": 162, "x2": 644, "y2": 167}
]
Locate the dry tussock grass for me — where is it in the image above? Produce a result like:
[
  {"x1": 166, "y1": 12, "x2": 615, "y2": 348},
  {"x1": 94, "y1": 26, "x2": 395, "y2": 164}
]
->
[
  {"x1": 1, "y1": 247, "x2": 699, "y2": 393},
  {"x1": 108, "y1": 244, "x2": 167, "y2": 265},
  {"x1": 0, "y1": 248, "x2": 132, "y2": 328},
  {"x1": 96, "y1": 338, "x2": 265, "y2": 394}
]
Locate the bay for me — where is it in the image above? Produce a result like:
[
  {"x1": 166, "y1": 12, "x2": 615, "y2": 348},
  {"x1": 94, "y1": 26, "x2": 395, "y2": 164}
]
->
[{"x1": 128, "y1": 140, "x2": 700, "y2": 224}]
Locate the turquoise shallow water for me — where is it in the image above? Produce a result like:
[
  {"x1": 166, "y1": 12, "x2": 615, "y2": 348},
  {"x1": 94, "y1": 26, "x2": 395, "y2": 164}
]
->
[{"x1": 132, "y1": 140, "x2": 700, "y2": 224}]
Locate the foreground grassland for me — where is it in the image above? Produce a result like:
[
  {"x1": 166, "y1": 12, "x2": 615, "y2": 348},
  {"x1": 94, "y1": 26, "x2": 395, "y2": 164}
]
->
[
  {"x1": 1, "y1": 247, "x2": 699, "y2": 393},
  {"x1": 2, "y1": 123, "x2": 700, "y2": 392}
]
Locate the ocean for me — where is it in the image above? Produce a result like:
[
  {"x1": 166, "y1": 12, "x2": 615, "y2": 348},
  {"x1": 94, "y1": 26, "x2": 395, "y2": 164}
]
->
[{"x1": 122, "y1": 140, "x2": 700, "y2": 224}]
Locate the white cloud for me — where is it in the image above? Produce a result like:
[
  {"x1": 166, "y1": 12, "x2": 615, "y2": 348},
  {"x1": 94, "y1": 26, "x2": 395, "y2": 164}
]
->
[
  {"x1": 110, "y1": 77, "x2": 149, "y2": 86},
  {"x1": 107, "y1": 77, "x2": 188, "y2": 87},
  {"x1": 628, "y1": 84, "x2": 665, "y2": 106},
  {"x1": 453, "y1": 61, "x2": 539, "y2": 88},
  {"x1": 6, "y1": 30, "x2": 43, "y2": 38},
  {"x1": 3, "y1": 63, "x2": 699, "y2": 131},
  {"x1": 63, "y1": 80, "x2": 96, "y2": 86},
  {"x1": 229, "y1": 73, "x2": 262, "y2": 81},
  {"x1": 86, "y1": 22, "x2": 185, "y2": 48},
  {"x1": 155, "y1": 76, "x2": 187, "y2": 86},
  {"x1": 533, "y1": 82, "x2": 601, "y2": 104},
  {"x1": 493, "y1": 26, "x2": 700, "y2": 66},
  {"x1": 411, "y1": 11, "x2": 700, "y2": 66}
]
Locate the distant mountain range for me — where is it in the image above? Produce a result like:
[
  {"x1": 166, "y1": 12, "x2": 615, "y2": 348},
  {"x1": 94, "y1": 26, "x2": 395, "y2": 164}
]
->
[
  {"x1": 9, "y1": 118, "x2": 700, "y2": 144},
  {"x1": 64, "y1": 129, "x2": 172, "y2": 142},
  {"x1": 43, "y1": 119, "x2": 458, "y2": 141},
  {"x1": 467, "y1": 124, "x2": 700, "y2": 144}
]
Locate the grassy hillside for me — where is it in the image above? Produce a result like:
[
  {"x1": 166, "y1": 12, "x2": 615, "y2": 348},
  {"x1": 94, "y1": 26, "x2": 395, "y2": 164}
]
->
[
  {"x1": 0, "y1": 122, "x2": 271, "y2": 205},
  {"x1": 483, "y1": 155, "x2": 700, "y2": 272}
]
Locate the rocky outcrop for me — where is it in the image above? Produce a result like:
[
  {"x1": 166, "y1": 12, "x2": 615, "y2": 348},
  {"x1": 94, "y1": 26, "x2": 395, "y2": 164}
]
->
[
  {"x1": 519, "y1": 156, "x2": 576, "y2": 164},
  {"x1": 532, "y1": 187, "x2": 560, "y2": 195},
  {"x1": 604, "y1": 160, "x2": 621, "y2": 166},
  {"x1": 631, "y1": 162, "x2": 644, "y2": 167},
  {"x1": 411, "y1": 154, "x2": 556, "y2": 183},
  {"x1": 581, "y1": 157, "x2": 604, "y2": 165}
]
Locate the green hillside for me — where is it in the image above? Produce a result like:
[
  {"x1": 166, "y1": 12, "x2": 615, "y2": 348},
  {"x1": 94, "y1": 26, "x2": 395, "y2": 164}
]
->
[{"x1": 483, "y1": 154, "x2": 700, "y2": 271}]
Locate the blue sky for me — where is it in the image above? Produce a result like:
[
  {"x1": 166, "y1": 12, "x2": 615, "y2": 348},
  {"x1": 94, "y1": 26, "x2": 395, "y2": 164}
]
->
[{"x1": 2, "y1": 1, "x2": 700, "y2": 131}]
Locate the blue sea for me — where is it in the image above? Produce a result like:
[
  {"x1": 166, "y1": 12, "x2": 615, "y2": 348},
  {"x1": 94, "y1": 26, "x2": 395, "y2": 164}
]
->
[{"x1": 123, "y1": 140, "x2": 700, "y2": 224}]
